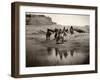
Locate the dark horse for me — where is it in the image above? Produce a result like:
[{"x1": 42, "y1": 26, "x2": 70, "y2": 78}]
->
[{"x1": 46, "y1": 28, "x2": 54, "y2": 40}]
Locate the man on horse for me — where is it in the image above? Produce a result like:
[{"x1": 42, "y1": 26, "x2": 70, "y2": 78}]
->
[{"x1": 70, "y1": 26, "x2": 74, "y2": 35}]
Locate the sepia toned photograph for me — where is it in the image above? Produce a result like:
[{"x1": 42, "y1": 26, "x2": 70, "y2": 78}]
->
[
  {"x1": 11, "y1": 2, "x2": 97, "y2": 77},
  {"x1": 26, "y1": 12, "x2": 90, "y2": 67}
]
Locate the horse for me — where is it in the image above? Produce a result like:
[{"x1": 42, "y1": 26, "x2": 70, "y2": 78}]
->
[
  {"x1": 46, "y1": 28, "x2": 54, "y2": 40},
  {"x1": 56, "y1": 29, "x2": 64, "y2": 44},
  {"x1": 46, "y1": 27, "x2": 68, "y2": 44}
]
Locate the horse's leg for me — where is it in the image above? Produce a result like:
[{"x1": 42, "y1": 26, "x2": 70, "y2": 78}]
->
[
  {"x1": 46, "y1": 34, "x2": 50, "y2": 40},
  {"x1": 62, "y1": 37, "x2": 64, "y2": 43},
  {"x1": 56, "y1": 37, "x2": 59, "y2": 44},
  {"x1": 46, "y1": 34, "x2": 48, "y2": 40}
]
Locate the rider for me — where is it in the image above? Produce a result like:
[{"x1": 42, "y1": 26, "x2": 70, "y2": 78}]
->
[
  {"x1": 56, "y1": 29, "x2": 64, "y2": 43},
  {"x1": 70, "y1": 26, "x2": 74, "y2": 34},
  {"x1": 46, "y1": 28, "x2": 52, "y2": 40}
]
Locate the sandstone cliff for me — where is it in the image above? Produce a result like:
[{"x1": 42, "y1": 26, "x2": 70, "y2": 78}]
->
[{"x1": 26, "y1": 14, "x2": 56, "y2": 25}]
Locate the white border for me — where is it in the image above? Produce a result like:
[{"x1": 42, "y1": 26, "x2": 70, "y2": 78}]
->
[{"x1": 19, "y1": 6, "x2": 95, "y2": 74}]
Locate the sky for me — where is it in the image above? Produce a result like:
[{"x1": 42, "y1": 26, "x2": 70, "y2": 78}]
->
[{"x1": 27, "y1": 12, "x2": 90, "y2": 26}]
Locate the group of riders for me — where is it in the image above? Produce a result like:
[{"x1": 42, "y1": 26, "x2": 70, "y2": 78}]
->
[{"x1": 46, "y1": 26, "x2": 74, "y2": 44}]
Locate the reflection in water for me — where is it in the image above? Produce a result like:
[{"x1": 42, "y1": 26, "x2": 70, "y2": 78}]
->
[
  {"x1": 54, "y1": 48, "x2": 74, "y2": 59},
  {"x1": 26, "y1": 47, "x2": 89, "y2": 67},
  {"x1": 47, "y1": 47, "x2": 52, "y2": 54}
]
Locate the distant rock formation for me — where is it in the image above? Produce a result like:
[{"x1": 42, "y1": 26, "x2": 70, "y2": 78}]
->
[{"x1": 26, "y1": 14, "x2": 56, "y2": 25}]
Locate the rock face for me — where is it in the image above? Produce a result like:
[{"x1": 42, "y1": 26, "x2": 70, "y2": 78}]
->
[{"x1": 26, "y1": 14, "x2": 56, "y2": 25}]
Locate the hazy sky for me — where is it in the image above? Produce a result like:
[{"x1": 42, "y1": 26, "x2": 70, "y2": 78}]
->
[{"x1": 27, "y1": 12, "x2": 90, "y2": 26}]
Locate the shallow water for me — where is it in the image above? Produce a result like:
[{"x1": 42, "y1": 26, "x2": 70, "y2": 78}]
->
[{"x1": 26, "y1": 46, "x2": 89, "y2": 67}]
